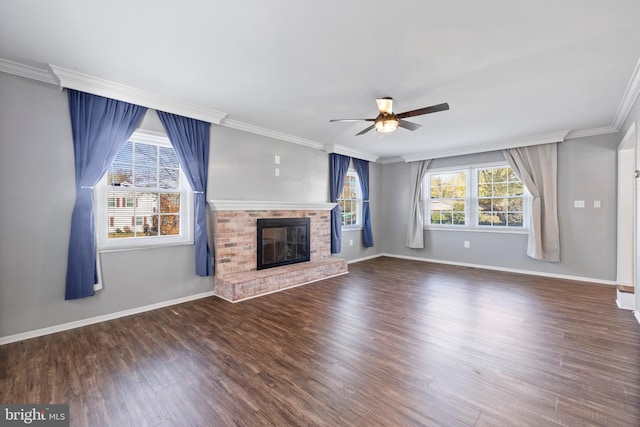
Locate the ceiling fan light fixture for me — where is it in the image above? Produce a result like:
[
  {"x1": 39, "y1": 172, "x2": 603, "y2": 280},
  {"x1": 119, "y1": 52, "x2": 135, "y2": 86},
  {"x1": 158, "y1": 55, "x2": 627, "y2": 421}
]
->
[{"x1": 375, "y1": 114, "x2": 399, "y2": 133}]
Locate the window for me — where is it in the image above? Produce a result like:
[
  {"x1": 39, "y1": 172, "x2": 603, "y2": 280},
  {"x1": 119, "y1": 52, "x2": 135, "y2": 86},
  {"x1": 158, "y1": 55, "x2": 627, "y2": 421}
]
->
[
  {"x1": 477, "y1": 166, "x2": 525, "y2": 227},
  {"x1": 429, "y1": 170, "x2": 467, "y2": 225},
  {"x1": 425, "y1": 163, "x2": 529, "y2": 232},
  {"x1": 96, "y1": 131, "x2": 193, "y2": 249},
  {"x1": 338, "y1": 168, "x2": 362, "y2": 227}
]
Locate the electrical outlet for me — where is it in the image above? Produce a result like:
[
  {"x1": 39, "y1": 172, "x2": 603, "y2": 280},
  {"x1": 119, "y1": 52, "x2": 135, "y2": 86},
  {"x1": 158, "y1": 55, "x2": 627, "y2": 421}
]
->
[
  {"x1": 349, "y1": 239, "x2": 353, "y2": 246},
  {"x1": 275, "y1": 155, "x2": 280, "y2": 164},
  {"x1": 275, "y1": 168, "x2": 280, "y2": 177},
  {"x1": 464, "y1": 241, "x2": 470, "y2": 248}
]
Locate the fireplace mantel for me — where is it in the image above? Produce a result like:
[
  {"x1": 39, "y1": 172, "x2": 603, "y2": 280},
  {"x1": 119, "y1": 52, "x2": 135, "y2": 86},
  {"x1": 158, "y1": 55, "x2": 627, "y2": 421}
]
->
[{"x1": 208, "y1": 200, "x2": 336, "y2": 211}]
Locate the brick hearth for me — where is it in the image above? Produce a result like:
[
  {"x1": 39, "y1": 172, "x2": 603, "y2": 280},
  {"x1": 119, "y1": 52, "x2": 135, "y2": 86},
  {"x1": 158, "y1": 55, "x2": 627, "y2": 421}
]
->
[{"x1": 209, "y1": 201, "x2": 348, "y2": 302}]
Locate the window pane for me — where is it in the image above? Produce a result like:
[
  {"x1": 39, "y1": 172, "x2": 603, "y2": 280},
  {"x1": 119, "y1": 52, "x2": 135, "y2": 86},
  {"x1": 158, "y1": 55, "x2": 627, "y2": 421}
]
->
[
  {"x1": 441, "y1": 184, "x2": 453, "y2": 198},
  {"x1": 492, "y1": 168, "x2": 508, "y2": 182},
  {"x1": 160, "y1": 193, "x2": 180, "y2": 213},
  {"x1": 478, "y1": 198, "x2": 491, "y2": 212},
  {"x1": 493, "y1": 183, "x2": 507, "y2": 197},
  {"x1": 493, "y1": 213, "x2": 507, "y2": 226},
  {"x1": 478, "y1": 184, "x2": 492, "y2": 197},
  {"x1": 508, "y1": 182, "x2": 524, "y2": 196},
  {"x1": 160, "y1": 215, "x2": 180, "y2": 236},
  {"x1": 508, "y1": 213, "x2": 524, "y2": 227},
  {"x1": 109, "y1": 164, "x2": 133, "y2": 186},
  {"x1": 135, "y1": 166, "x2": 157, "y2": 188},
  {"x1": 492, "y1": 198, "x2": 507, "y2": 212},
  {"x1": 137, "y1": 191, "x2": 158, "y2": 213},
  {"x1": 159, "y1": 168, "x2": 179, "y2": 189},
  {"x1": 430, "y1": 186, "x2": 442, "y2": 199},
  {"x1": 453, "y1": 212, "x2": 465, "y2": 225},
  {"x1": 453, "y1": 185, "x2": 466, "y2": 198},
  {"x1": 478, "y1": 213, "x2": 492, "y2": 226},
  {"x1": 135, "y1": 143, "x2": 157, "y2": 166},
  {"x1": 441, "y1": 212, "x2": 452, "y2": 224},
  {"x1": 431, "y1": 211, "x2": 443, "y2": 224},
  {"x1": 508, "y1": 198, "x2": 523, "y2": 212},
  {"x1": 478, "y1": 170, "x2": 492, "y2": 184}
]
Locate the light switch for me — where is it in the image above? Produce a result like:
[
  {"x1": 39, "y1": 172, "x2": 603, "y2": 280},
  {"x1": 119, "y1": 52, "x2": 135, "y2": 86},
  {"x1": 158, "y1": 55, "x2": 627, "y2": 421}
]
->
[
  {"x1": 594, "y1": 200, "x2": 601, "y2": 208},
  {"x1": 275, "y1": 155, "x2": 280, "y2": 164},
  {"x1": 574, "y1": 200, "x2": 585, "y2": 208}
]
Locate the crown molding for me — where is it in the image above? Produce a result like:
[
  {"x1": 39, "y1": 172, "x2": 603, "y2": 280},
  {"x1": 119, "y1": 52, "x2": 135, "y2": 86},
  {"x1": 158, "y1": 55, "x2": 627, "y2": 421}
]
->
[
  {"x1": 208, "y1": 200, "x2": 336, "y2": 211},
  {"x1": 49, "y1": 65, "x2": 228, "y2": 125},
  {"x1": 402, "y1": 130, "x2": 569, "y2": 162},
  {"x1": 0, "y1": 58, "x2": 58, "y2": 85},
  {"x1": 377, "y1": 157, "x2": 405, "y2": 164},
  {"x1": 324, "y1": 144, "x2": 379, "y2": 163},
  {"x1": 220, "y1": 118, "x2": 325, "y2": 150},
  {"x1": 612, "y1": 58, "x2": 640, "y2": 130},
  {"x1": 565, "y1": 126, "x2": 619, "y2": 140}
]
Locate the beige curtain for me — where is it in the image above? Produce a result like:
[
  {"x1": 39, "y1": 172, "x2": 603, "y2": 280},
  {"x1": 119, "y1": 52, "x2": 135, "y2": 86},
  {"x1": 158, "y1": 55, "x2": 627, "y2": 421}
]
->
[
  {"x1": 503, "y1": 143, "x2": 560, "y2": 262},
  {"x1": 405, "y1": 160, "x2": 431, "y2": 248}
]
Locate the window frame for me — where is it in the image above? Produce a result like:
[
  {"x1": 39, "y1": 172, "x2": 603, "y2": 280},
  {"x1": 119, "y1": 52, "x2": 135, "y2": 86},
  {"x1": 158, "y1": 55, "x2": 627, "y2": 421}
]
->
[
  {"x1": 424, "y1": 161, "x2": 530, "y2": 234},
  {"x1": 338, "y1": 167, "x2": 363, "y2": 230},
  {"x1": 95, "y1": 130, "x2": 194, "y2": 252}
]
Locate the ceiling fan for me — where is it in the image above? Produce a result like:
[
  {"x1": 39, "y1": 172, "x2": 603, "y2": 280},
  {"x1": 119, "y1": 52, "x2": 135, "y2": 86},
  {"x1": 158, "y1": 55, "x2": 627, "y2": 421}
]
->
[{"x1": 330, "y1": 97, "x2": 450, "y2": 136}]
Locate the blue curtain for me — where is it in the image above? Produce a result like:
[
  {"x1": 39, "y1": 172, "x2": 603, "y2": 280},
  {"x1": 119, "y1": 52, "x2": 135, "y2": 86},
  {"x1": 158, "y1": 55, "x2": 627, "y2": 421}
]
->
[
  {"x1": 157, "y1": 111, "x2": 212, "y2": 276},
  {"x1": 65, "y1": 90, "x2": 147, "y2": 300},
  {"x1": 329, "y1": 153, "x2": 351, "y2": 253},
  {"x1": 353, "y1": 158, "x2": 374, "y2": 247}
]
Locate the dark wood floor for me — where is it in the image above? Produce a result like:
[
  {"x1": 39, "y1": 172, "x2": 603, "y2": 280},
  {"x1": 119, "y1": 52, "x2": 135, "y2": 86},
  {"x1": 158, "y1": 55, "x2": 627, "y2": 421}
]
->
[{"x1": 1, "y1": 257, "x2": 640, "y2": 426}]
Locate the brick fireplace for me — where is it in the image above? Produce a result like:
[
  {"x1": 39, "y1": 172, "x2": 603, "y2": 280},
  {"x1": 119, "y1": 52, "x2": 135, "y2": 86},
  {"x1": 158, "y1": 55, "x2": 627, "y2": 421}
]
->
[{"x1": 209, "y1": 200, "x2": 348, "y2": 302}]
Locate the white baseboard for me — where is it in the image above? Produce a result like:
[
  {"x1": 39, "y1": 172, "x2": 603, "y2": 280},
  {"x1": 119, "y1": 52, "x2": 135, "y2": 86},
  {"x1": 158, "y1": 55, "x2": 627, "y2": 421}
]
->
[
  {"x1": 347, "y1": 253, "x2": 384, "y2": 264},
  {"x1": 380, "y1": 253, "x2": 617, "y2": 286},
  {"x1": 616, "y1": 289, "x2": 636, "y2": 310},
  {"x1": 635, "y1": 310, "x2": 640, "y2": 326},
  {"x1": 0, "y1": 290, "x2": 216, "y2": 346}
]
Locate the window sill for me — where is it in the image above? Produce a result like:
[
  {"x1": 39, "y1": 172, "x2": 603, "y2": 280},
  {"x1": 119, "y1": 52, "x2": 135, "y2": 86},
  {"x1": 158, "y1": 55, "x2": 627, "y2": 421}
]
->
[
  {"x1": 99, "y1": 239, "x2": 194, "y2": 253},
  {"x1": 424, "y1": 226, "x2": 528, "y2": 235},
  {"x1": 341, "y1": 225, "x2": 363, "y2": 231}
]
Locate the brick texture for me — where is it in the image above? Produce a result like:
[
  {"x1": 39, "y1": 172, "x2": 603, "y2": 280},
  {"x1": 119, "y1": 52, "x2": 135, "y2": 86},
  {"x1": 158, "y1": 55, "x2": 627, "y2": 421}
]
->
[{"x1": 212, "y1": 209, "x2": 345, "y2": 301}]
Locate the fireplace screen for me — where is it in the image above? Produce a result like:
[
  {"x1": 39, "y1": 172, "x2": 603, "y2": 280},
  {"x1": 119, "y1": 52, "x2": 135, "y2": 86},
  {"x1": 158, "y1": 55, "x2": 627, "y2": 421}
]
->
[{"x1": 257, "y1": 218, "x2": 310, "y2": 270}]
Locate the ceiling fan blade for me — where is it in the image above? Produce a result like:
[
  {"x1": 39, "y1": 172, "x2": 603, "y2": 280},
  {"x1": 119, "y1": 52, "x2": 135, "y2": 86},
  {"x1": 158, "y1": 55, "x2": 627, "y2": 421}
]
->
[
  {"x1": 396, "y1": 102, "x2": 450, "y2": 119},
  {"x1": 329, "y1": 118, "x2": 375, "y2": 123},
  {"x1": 376, "y1": 97, "x2": 393, "y2": 114},
  {"x1": 355, "y1": 124, "x2": 376, "y2": 136},
  {"x1": 398, "y1": 120, "x2": 422, "y2": 131}
]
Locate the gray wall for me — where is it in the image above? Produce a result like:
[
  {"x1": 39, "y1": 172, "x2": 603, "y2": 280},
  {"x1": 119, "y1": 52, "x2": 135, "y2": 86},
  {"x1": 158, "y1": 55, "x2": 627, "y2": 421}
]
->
[
  {"x1": 0, "y1": 72, "x2": 383, "y2": 339},
  {"x1": 381, "y1": 134, "x2": 619, "y2": 281},
  {"x1": 0, "y1": 73, "x2": 213, "y2": 338},
  {"x1": 207, "y1": 125, "x2": 384, "y2": 260}
]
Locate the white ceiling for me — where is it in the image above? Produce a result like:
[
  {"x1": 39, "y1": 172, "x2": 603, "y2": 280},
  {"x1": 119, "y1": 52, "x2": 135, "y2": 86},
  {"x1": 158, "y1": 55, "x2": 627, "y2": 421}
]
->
[{"x1": 2, "y1": 0, "x2": 640, "y2": 161}]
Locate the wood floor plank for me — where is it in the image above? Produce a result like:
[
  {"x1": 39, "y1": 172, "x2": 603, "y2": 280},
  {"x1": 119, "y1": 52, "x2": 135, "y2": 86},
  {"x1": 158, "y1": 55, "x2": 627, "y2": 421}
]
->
[{"x1": 1, "y1": 257, "x2": 639, "y2": 426}]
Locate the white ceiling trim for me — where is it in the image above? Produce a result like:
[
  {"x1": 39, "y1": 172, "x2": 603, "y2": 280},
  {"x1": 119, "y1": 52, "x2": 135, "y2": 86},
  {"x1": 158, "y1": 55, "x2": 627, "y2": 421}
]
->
[
  {"x1": 612, "y1": 58, "x2": 640, "y2": 130},
  {"x1": 325, "y1": 144, "x2": 379, "y2": 163},
  {"x1": 220, "y1": 118, "x2": 326, "y2": 150},
  {"x1": 565, "y1": 126, "x2": 619, "y2": 140},
  {"x1": 49, "y1": 65, "x2": 229, "y2": 125},
  {"x1": 401, "y1": 130, "x2": 569, "y2": 162},
  {"x1": 0, "y1": 58, "x2": 58, "y2": 85}
]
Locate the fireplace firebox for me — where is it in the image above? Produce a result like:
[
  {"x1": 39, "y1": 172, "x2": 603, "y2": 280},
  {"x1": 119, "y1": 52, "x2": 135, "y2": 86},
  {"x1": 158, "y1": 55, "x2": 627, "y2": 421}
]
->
[{"x1": 257, "y1": 217, "x2": 310, "y2": 270}]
